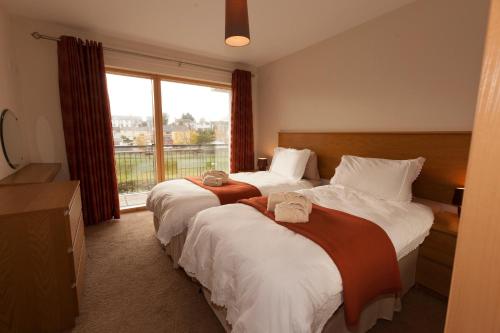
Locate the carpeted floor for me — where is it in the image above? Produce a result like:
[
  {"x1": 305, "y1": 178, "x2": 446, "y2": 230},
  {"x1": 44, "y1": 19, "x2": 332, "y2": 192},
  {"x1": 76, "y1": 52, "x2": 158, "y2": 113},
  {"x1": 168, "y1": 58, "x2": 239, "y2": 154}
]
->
[{"x1": 73, "y1": 211, "x2": 447, "y2": 333}]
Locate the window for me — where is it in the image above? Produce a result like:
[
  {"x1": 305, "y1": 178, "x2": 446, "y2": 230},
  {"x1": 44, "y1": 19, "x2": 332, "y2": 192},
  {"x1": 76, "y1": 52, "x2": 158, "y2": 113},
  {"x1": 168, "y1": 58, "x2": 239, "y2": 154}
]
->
[
  {"x1": 106, "y1": 70, "x2": 231, "y2": 208},
  {"x1": 161, "y1": 81, "x2": 230, "y2": 179}
]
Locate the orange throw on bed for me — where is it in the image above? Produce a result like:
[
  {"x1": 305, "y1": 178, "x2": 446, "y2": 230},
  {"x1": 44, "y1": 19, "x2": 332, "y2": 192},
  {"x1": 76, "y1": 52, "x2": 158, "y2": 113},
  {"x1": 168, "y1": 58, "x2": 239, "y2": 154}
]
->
[
  {"x1": 185, "y1": 177, "x2": 261, "y2": 205},
  {"x1": 239, "y1": 196, "x2": 402, "y2": 327}
]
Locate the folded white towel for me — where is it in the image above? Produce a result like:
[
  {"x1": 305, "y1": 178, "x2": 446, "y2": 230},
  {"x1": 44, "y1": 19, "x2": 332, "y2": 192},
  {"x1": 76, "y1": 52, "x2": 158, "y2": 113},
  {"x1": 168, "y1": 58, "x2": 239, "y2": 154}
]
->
[
  {"x1": 275, "y1": 202, "x2": 309, "y2": 223},
  {"x1": 285, "y1": 194, "x2": 313, "y2": 214},
  {"x1": 202, "y1": 170, "x2": 229, "y2": 184},
  {"x1": 202, "y1": 175, "x2": 223, "y2": 187},
  {"x1": 267, "y1": 192, "x2": 312, "y2": 213}
]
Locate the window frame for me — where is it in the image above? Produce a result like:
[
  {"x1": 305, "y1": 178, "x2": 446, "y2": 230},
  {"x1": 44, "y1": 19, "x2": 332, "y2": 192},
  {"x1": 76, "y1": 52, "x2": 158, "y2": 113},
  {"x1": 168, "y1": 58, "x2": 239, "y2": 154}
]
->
[{"x1": 105, "y1": 66, "x2": 231, "y2": 186}]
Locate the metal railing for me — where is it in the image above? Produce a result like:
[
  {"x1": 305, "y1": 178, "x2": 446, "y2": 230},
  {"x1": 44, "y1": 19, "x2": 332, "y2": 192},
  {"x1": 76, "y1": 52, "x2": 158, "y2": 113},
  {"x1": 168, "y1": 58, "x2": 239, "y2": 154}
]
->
[{"x1": 114, "y1": 144, "x2": 229, "y2": 194}]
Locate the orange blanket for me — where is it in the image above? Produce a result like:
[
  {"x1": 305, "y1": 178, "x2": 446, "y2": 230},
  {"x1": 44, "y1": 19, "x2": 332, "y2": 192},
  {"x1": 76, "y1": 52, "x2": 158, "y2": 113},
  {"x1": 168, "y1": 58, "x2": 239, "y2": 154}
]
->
[
  {"x1": 185, "y1": 177, "x2": 261, "y2": 205},
  {"x1": 239, "y1": 196, "x2": 401, "y2": 327}
]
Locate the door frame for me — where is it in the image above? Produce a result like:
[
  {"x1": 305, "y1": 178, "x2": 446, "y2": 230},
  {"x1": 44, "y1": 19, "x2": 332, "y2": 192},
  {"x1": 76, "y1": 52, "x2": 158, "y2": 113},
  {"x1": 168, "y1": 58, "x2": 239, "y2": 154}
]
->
[{"x1": 106, "y1": 67, "x2": 231, "y2": 210}]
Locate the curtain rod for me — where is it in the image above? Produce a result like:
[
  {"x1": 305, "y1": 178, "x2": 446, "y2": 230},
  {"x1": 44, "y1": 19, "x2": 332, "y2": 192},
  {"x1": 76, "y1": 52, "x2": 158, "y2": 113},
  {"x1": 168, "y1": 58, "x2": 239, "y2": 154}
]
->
[{"x1": 31, "y1": 32, "x2": 246, "y2": 75}]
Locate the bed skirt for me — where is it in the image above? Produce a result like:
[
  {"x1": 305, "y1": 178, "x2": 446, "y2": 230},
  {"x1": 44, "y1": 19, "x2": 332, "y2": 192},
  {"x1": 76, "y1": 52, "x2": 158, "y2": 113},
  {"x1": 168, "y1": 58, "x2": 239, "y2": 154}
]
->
[
  {"x1": 153, "y1": 215, "x2": 161, "y2": 233},
  {"x1": 202, "y1": 248, "x2": 419, "y2": 333},
  {"x1": 154, "y1": 215, "x2": 186, "y2": 269}
]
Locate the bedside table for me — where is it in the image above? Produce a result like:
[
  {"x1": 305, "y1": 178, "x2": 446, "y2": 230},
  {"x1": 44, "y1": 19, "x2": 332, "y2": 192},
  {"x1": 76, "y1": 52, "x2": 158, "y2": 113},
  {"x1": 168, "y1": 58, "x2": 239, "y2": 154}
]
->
[{"x1": 416, "y1": 211, "x2": 459, "y2": 297}]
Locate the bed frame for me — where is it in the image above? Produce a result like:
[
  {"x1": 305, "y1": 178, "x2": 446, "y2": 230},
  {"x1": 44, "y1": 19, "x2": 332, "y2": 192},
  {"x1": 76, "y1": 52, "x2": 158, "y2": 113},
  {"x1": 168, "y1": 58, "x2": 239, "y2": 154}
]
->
[{"x1": 278, "y1": 131, "x2": 472, "y2": 203}]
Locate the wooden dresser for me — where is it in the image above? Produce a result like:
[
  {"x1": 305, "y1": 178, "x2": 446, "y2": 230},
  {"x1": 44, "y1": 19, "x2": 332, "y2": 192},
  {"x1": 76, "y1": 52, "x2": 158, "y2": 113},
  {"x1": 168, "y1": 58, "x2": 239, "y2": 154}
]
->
[
  {"x1": 416, "y1": 211, "x2": 459, "y2": 297},
  {"x1": 0, "y1": 181, "x2": 85, "y2": 332}
]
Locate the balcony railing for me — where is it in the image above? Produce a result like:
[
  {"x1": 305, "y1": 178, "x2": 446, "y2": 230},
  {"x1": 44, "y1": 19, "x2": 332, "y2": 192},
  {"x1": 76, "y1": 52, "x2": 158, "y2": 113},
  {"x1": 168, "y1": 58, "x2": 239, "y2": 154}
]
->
[{"x1": 114, "y1": 144, "x2": 229, "y2": 200}]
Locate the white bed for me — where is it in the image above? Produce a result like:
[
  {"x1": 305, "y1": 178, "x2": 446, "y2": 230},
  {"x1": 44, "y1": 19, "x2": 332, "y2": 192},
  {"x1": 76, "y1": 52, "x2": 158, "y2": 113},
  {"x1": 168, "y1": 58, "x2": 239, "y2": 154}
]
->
[
  {"x1": 146, "y1": 171, "x2": 317, "y2": 246},
  {"x1": 179, "y1": 184, "x2": 434, "y2": 333}
]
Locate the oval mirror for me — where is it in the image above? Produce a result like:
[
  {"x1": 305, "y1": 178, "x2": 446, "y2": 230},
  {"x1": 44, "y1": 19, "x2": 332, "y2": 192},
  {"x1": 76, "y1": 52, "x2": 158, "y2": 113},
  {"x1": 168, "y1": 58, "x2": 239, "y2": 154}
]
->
[{"x1": 1, "y1": 109, "x2": 24, "y2": 169}]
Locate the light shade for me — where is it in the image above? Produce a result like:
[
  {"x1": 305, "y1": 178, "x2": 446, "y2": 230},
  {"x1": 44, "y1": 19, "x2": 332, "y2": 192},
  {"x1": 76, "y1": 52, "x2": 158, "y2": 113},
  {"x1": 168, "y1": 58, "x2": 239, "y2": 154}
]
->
[
  {"x1": 225, "y1": 0, "x2": 250, "y2": 47},
  {"x1": 452, "y1": 187, "x2": 464, "y2": 206},
  {"x1": 452, "y1": 187, "x2": 464, "y2": 216},
  {"x1": 257, "y1": 157, "x2": 268, "y2": 171}
]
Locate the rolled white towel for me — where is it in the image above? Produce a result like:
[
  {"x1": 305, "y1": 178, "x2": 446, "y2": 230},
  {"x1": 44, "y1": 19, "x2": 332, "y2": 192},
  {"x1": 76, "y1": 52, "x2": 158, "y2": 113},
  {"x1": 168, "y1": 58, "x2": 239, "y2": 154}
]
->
[
  {"x1": 275, "y1": 202, "x2": 309, "y2": 223},
  {"x1": 285, "y1": 193, "x2": 312, "y2": 214},
  {"x1": 267, "y1": 192, "x2": 312, "y2": 213},
  {"x1": 202, "y1": 175, "x2": 223, "y2": 187},
  {"x1": 202, "y1": 170, "x2": 229, "y2": 184}
]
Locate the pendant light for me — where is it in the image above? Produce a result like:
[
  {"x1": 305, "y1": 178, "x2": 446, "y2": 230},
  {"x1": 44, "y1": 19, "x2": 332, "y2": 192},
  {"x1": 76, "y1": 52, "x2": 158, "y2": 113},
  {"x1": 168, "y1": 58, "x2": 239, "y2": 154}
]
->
[{"x1": 225, "y1": 0, "x2": 250, "y2": 47}]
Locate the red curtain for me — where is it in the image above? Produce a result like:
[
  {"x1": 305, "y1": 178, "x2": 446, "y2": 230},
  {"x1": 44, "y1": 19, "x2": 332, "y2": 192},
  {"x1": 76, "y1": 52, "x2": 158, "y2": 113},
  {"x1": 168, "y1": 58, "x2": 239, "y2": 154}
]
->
[
  {"x1": 230, "y1": 69, "x2": 254, "y2": 172},
  {"x1": 58, "y1": 36, "x2": 120, "y2": 225}
]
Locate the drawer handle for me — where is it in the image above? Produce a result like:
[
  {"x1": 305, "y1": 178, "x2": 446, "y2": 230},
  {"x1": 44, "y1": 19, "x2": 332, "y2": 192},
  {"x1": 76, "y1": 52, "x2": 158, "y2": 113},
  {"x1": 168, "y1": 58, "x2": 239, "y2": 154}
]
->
[
  {"x1": 64, "y1": 209, "x2": 70, "y2": 216},
  {"x1": 71, "y1": 282, "x2": 76, "y2": 289},
  {"x1": 67, "y1": 247, "x2": 73, "y2": 254}
]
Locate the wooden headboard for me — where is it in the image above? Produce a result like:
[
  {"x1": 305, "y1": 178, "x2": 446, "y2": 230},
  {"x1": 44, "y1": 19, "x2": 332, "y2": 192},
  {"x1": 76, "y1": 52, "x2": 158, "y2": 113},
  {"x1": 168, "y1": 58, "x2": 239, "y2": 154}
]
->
[{"x1": 278, "y1": 132, "x2": 472, "y2": 203}]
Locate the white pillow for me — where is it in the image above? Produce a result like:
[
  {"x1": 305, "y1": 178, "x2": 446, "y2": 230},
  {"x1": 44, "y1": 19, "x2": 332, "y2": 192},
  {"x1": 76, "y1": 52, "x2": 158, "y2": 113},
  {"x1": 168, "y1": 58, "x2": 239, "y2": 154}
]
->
[
  {"x1": 270, "y1": 147, "x2": 311, "y2": 181},
  {"x1": 330, "y1": 155, "x2": 425, "y2": 202}
]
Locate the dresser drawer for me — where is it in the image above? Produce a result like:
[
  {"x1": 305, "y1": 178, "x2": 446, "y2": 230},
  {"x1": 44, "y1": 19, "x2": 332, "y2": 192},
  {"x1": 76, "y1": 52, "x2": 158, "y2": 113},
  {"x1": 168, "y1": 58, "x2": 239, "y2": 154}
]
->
[
  {"x1": 422, "y1": 230, "x2": 456, "y2": 256},
  {"x1": 69, "y1": 189, "x2": 82, "y2": 243},
  {"x1": 420, "y1": 243, "x2": 455, "y2": 267},
  {"x1": 72, "y1": 214, "x2": 85, "y2": 274},
  {"x1": 417, "y1": 256, "x2": 453, "y2": 296}
]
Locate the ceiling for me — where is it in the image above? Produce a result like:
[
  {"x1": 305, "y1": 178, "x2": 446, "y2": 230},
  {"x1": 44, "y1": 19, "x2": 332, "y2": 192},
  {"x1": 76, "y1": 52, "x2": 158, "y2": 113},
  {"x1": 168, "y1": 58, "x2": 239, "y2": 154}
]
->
[{"x1": 1, "y1": 0, "x2": 415, "y2": 66}]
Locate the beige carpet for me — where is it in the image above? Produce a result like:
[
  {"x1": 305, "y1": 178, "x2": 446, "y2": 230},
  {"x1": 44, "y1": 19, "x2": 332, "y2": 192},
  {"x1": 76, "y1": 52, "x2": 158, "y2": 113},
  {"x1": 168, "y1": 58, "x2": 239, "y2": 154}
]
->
[
  {"x1": 73, "y1": 211, "x2": 447, "y2": 333},
  {"x1": 73, "y1": 211, "x2": 222, "y2": 333}
]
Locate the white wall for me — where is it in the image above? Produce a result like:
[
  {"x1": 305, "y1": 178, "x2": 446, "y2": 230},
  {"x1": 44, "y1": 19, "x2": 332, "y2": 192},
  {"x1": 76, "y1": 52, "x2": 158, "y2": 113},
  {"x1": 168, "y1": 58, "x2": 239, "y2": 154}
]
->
[
  {"x1": 0, "y1": 7, "x2": 27, "y2": 179},
  {"x1": 256, "y1": 0, "x2": 490, "y2": 157},
  {"x1": 6, "y1": 0, "x2": 489, "y2": 176},
  {"x1": 10, "y1": 15, "x2": 256, "y2": 180}
]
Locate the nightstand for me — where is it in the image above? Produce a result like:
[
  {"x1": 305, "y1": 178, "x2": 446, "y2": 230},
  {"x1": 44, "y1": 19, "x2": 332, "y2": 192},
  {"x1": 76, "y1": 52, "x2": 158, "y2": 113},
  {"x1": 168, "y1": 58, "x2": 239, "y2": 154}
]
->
[{"x1": 416, "y1": 211, "x2": 459, "y2": 297}]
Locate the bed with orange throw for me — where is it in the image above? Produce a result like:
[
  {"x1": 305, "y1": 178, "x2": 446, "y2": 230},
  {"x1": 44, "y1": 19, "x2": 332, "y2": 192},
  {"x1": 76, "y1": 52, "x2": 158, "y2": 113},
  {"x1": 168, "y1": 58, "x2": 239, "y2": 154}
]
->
[{"x1": 179, "y1": 184, "x2": 434, "y2": 332}]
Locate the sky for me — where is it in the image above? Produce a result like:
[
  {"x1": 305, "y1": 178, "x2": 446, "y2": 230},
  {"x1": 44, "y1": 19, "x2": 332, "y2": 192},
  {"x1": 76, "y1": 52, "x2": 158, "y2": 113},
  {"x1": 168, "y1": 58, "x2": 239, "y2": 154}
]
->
[{"x1": 106, "y1": 73, "x2": 230, "y2": 123}]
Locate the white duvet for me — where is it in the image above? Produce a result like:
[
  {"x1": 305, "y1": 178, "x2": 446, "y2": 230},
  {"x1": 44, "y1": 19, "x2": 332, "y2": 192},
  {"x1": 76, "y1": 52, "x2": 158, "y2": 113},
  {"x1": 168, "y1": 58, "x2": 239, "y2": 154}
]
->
[
  {"x1": 179, "y1": 185, "x2": 434, "y2": 333},
  {"x1": 146, "y1": 171, "x2": 315, "y2": 245}
]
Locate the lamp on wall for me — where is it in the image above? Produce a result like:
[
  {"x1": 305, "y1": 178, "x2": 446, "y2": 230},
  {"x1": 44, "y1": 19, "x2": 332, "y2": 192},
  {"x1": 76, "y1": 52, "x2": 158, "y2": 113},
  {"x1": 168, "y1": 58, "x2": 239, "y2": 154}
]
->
[
  {"x1": 225, "y1": 0, "x2": 250, "y2": 47},
  {"x1": 452, "y1": 187, "x2": 465, "y2": 216}
]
